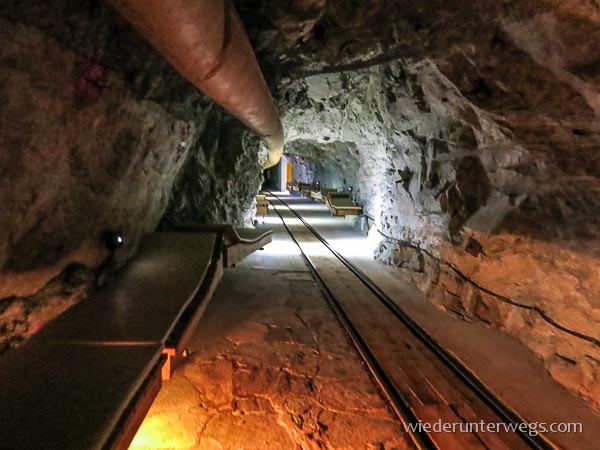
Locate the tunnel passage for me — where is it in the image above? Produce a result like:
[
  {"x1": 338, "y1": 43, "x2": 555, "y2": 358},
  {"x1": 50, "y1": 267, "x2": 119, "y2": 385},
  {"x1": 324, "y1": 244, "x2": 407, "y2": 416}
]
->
[
  {"x1": 263, "y1": 140, "x2": 362, "y2": 200},
  {"x1": 1, "y1": 0, "x2": 600, "y2": 448}
]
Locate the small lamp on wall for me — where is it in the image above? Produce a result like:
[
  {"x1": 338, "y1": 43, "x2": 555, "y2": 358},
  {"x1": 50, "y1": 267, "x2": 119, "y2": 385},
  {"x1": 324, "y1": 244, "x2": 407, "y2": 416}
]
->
[
  {"x1": 96, "y1": 230, "x2": 125, "y2": 289},
  {"x1": 103, "y1": 231, "x2": 124, "y2": 251}
]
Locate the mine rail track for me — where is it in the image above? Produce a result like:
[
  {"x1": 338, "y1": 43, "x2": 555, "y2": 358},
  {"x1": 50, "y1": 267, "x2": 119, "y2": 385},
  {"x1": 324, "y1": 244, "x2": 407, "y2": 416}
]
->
[{"x1": 266, "y1": 190, "x2": 557, "y2": 450}]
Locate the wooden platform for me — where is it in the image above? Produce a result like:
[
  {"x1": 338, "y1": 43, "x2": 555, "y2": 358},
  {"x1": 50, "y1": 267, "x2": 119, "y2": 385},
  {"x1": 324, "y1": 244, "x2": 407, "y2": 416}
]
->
[
  {"x1": 36, "y1": 233, "x2": 218, "y2": 345},
  {"x1": 325, "y1": 193, "x2": 363, "y2": 216},
  {"x1": 227, "y1": 227, "x2": 271, "y2": 266},
  {"x1": 298, "y1": 182, "x2": 313, "y2": 196},
  {"x1": 256, "y1": 194, "x2": 269, "y2": 216},
  {"x1": 0, "y1": 231, "x2": 224, "y2": 450},
  {"x1": 286, "y1": 182, "x2": 300, "y2": 192},
  {"x1": 310, "y1": 188, "x2": 337, "y2": 203}
]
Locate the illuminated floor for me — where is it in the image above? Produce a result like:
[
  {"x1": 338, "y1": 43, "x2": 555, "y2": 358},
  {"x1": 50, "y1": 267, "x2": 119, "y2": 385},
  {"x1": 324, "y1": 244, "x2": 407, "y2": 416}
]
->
[
  {"x1": 130, "y1": 194, "x2": 600, "y2": 449},
  {"x1": 129, "y1": 208, "x2": 412, "y2": 449},
  {"x1": 277, "y1": 195, "x2": 600, "y2": 450}
]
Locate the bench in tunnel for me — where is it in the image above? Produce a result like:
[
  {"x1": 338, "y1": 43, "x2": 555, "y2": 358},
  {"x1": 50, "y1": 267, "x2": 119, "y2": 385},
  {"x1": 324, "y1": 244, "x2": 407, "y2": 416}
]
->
[
  {"x1": 325, "y1": 192, "x2": 363, "y2": 216},
  {"x1": 173, "y1": 224, "x2": 273, "y2": 268},
  {"x1": 0, "y1": 231, "x2": 224, "y2": 450}
]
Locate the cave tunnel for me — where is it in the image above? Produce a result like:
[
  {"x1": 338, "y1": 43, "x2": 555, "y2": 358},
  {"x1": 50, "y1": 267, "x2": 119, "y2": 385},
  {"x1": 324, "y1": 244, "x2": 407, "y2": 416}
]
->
[{"x1": 1, "y1": 1, "x2": 600, "y2": 449}]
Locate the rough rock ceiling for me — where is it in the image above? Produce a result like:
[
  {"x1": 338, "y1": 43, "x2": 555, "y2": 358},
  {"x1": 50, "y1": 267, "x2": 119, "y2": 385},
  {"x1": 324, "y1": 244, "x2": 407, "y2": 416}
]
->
[{"x1": 232, "y1": 0, "x2": 600, "y2": 409}]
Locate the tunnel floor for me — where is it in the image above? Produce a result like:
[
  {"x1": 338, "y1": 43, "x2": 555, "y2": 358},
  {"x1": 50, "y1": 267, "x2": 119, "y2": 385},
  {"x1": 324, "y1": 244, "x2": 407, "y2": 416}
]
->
[
  {"x1": 129, "y1": 200, "x2": 412, "y2": 449},
  {"x1": 129, "y1": 194, "x2": 600, "y2": 450}
]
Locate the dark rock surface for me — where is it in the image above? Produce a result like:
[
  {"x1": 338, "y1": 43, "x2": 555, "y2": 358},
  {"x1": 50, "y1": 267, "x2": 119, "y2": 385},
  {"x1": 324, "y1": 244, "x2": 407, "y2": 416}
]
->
[
  {"x1": 160, "y1": 112, "x2": 262, "y2": 228},
  {"x1": 0, "y1": 0, "x2": 263, "y2": 352}
]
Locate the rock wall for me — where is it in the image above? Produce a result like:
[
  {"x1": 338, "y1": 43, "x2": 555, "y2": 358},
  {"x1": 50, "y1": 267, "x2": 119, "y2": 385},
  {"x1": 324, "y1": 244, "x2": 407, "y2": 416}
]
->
[
  {"x1": 279, "y1": 57, "x2": 600, "y2": 410},
  {"x1": 257, "y1": 0, "x2": 600, "y2": 411},
  {"x1": 0, "y1": 1, "x2": 261, "y2": 354},
  {"x1": 2, "y1": 0, "x2": 600, "y2": 412},
  {"x1": 161, "y1": 113, "x2": 262, "y2": 228},
  {"x1": 285, "y1": 142, "x2": 360, "y2": 191}
]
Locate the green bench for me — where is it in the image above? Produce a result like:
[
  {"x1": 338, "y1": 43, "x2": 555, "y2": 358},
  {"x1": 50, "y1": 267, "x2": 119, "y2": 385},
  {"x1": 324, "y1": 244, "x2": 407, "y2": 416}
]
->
[
  {"x1": 0, "y1": 232, "x2": 223, "y2": 450},
  {"x1": 173, "y1": 224, "x2": 273, "y2": 267},
  {"x1": 310, "y1": 187, "x2": 337, "y2": 203},
  {"x1": 325, "y1": 192, "x2": 363, "y2": 216}
]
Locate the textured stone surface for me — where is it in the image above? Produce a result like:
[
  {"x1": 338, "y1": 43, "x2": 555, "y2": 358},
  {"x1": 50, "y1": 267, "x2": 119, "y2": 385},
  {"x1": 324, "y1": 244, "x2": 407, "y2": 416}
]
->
[
  {"x1": 0, "y1": 263, "x2": 93, "y2": 353},
  {"x1": 160, "y1": 115, "x2": 262, "y2": 228},
  {"x1": 265, "y1": 0, "x2": 600, "y2": 409},
  {"x1": 130, "y1": 234, "x2": 410, "y2": 450},
  {"x1": 2, "y1": 0, "x2": 600, "y2": 414},
  {"x1": 0, "y1": 1, "x2": 263, "y2": 353},
  {"x1": 280, "y1": 59, "x2": 527, "y2": 248}
]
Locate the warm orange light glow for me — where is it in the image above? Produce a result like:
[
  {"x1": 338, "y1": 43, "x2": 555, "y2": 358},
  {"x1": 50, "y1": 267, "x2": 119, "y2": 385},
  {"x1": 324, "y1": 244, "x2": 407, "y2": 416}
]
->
[{"x1": 128, "y1": 413, "x2": 196, "y2": 449}]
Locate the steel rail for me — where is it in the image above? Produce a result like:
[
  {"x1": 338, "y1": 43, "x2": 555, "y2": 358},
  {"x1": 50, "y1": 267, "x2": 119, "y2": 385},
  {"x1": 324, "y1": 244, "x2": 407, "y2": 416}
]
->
[
  {"x1": 267, "y1": 190, "x2": 556, "y2": 450},
  {"x1": 268, "y1": 197, "x2": 435, "y2": 450}
]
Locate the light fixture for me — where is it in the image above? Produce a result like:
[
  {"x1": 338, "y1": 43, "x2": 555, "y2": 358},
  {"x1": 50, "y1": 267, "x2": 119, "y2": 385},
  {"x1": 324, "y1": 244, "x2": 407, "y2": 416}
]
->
[
  {"x1": 96, "y1": 231, "x2": 125, "y2": 289},
  {"x1": 102, "y1": 231, "x2": 124, "y2": 252}
]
